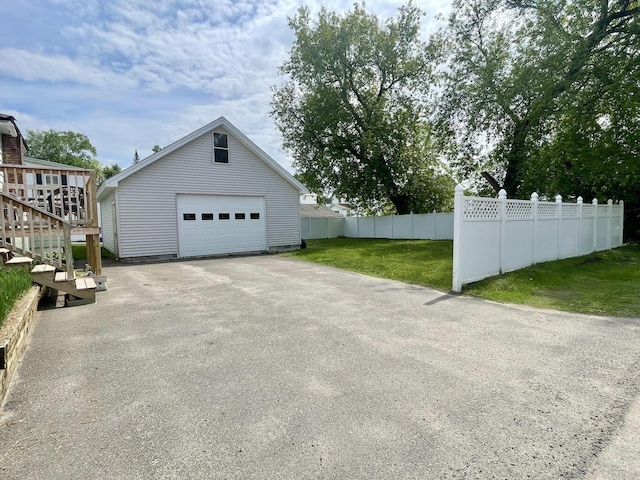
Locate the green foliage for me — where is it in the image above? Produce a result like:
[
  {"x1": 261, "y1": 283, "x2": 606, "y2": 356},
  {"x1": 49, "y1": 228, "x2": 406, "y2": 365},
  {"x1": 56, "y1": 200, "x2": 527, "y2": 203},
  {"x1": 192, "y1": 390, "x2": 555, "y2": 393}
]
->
[
  {"x1": 0, "y1": 267, "x2": 32, "y2": 328},
  {"x1": 272, "y1": 2, "x2": 452, "y2": 214},
  {"x1": 439, "y1": 0, "x2": 640, "y2": 236},
  {"x1": 151, "y1": 145, "x2": 162, "y2": 154},
  {"x1": 71, "y1": 243, "x2": 117, "y2": 260},
  {"x1": 26, "y1": 129, "x2": 101, "y2": 171},
  {"x1": 102, "y1": 163, "x2": 122, "y2": 181}
]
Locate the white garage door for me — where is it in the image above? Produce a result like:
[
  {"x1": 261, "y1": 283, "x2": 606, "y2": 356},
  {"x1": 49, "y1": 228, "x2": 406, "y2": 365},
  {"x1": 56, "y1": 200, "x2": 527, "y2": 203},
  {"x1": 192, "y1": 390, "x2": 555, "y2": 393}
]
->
[{"x1": 177, "y1": 194, "x2": 266, "y2": 257}]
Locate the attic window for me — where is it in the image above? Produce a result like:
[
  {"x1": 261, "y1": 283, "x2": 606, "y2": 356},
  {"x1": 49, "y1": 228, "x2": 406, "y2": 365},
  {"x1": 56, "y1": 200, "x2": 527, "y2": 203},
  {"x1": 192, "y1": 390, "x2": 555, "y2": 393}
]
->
[{"x1": 213, "y1": 132, "x2": 229, "y2": 163}]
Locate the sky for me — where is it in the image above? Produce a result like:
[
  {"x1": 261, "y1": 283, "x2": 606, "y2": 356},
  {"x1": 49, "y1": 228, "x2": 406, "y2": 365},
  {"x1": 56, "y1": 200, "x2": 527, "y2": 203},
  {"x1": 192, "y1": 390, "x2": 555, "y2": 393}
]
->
[{"x1": 0, "y1": 0, "x2": 450, "y2": 172}]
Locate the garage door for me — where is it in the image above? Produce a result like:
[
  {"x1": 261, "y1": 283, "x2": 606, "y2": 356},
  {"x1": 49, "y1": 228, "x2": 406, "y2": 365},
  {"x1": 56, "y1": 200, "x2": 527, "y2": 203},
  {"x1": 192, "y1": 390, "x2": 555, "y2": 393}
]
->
[{"x1": 177, "y1": 194, "x2": 266, "y2": 257}]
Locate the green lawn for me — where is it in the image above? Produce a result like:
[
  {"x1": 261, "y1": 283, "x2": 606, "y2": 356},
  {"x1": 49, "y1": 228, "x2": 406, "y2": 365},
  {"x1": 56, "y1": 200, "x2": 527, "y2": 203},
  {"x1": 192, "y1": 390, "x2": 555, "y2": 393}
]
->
[
  {"x1": 0, "y1": 267, "x2": 32, "y2": 328},
  {"x1": 281, "y1": 238, "x2": 453, "y2": 291},
  {"x1": 71, "y1": 243, "x2": 116, "y2": 261},
  {"x1": 282, "y1": 238, "x2": 640, "y2": 318}
]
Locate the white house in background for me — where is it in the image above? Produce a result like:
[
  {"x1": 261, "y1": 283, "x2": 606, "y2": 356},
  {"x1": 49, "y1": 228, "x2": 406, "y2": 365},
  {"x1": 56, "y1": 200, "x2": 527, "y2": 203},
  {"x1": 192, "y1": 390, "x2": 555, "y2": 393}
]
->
[
  {"x1": 97, "y1": 117, "x2": 308, "y2": 261},
  {"x1": 299, "y1": 192, "x2": 343, "y2": 218},
  {"x1": 300, "y1": 193, "x2": 319, "y2": 204},
  {"x1": 328, "y1": 200, "x2": 354, "y2": 217}
]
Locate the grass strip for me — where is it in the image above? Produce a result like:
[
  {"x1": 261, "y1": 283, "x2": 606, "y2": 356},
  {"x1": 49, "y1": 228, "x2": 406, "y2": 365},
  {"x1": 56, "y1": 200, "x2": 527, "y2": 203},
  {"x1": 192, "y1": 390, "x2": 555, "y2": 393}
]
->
[
  {"x1": 282, "y1": 238, "x2": 639, "y2": 318},
  {"x1": 463, "y1": 245, "x2": 640, "y2": 317},
  {"x1": 0, "y1": 267, "x2": 32, "y2": 328}
]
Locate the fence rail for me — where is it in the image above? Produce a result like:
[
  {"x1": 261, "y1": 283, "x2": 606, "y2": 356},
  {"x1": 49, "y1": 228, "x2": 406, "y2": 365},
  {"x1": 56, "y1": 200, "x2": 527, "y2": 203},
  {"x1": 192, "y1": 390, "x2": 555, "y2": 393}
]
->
[
  {"x1": 0, "y1": 165, "x2": 97, "y2": 227},
  {"x1": 1, "y1": 192, "x2": 74, "y2": 276},
  {"x1": 452, "y1": 186, "x2": 624, "y2": 292},
  {"x1": 301, "y1": 212, "x2": 454, "y2": 240}
]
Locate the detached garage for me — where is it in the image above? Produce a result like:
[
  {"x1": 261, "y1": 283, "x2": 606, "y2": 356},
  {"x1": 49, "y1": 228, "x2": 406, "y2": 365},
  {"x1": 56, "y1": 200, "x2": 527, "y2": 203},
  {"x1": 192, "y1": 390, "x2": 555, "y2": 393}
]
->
[{"x1": 97, "y1": 117, "x2": 307, "y2": 261}]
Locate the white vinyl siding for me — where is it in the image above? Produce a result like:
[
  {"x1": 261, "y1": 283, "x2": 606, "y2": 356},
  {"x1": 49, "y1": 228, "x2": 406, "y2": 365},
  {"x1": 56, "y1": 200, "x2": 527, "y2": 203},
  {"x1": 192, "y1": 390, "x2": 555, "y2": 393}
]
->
[
  {"x1": 115, "y1": 126, "x2": 300, "y2": 259},
  {"x1": 100, "y1": 189, "x2": 116, "y2": 254}
]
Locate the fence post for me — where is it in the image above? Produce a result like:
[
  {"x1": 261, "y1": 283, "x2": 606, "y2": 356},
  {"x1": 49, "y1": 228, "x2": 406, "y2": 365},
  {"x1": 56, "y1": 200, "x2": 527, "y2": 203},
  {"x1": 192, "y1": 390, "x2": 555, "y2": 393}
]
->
[
  {"x1": 607, "y1": 199, "x2": 613, "y2": 249},
  {"x1": 391, "y1": 214, "x2": 395, "y2": 239},
  {"x1": 531, "y1": 192, "x2": 538, "y2": 265},
  {"x1": 498, "y1": 189, "x2": 507, "y2": 273},
  {"x1": 452, "y1": 185, "x2": 465, "y2": 292},
  {"x1": 619, "y1": 200, "x2": 625, "y2": 245},
  {"x1": 410, "y1": 211, "x2": 414, "y2": 239},
  {"x1": 556, "y1": 195, "x2": 562, "y2": 259},
  {"x1": 592, "y1": 198, "x2": 598, "y2": 252},
  {"x1": 577, "y1": 196, "x2": 583, "y2": 255}
]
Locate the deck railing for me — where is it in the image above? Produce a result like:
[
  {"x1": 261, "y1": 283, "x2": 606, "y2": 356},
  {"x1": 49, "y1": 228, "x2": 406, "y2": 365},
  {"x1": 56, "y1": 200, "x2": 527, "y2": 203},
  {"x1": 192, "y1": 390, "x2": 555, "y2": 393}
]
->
[
  {"x1": 0, "y1": 165, "x2": 97, "y2": 228},
  {"x1": 1, "y1": 191, "x2": 74, "y2": 276}
]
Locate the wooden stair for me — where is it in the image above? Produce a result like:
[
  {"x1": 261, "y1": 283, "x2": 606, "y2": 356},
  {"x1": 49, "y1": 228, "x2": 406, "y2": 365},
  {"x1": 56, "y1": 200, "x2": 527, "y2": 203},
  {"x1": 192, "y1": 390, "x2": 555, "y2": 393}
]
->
[{"x1": 30, "y1": 264, "x2": 96, "y2": 306}]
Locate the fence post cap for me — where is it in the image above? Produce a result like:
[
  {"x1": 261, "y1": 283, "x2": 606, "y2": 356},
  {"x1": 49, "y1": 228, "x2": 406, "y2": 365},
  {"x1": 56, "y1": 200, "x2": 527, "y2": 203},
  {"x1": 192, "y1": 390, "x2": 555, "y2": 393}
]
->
[
  {"x1": 498, "y1": 189, "x2": 507, "y2": 199},
  {"x1": 592, "y1": 198, "x2": 598, "y2": 205},
  {"x1": 607, "y1": 199, "x2": 613, "y2": 205},
  {"x1": 531, "y1": 192, "x2": 539, "y2": 200},
  {"x1": 555, "y1": 194, "x2": 562, "y2": 203},
  {"x1": 455, "y1": 184, "x2": 464, "y2": 194},
  {"x1": 619, "y1": 200, "x2": 624, "y2": 206},
  {"x1": 577, "y1": 196, "x2": 583, "y2": 204}
]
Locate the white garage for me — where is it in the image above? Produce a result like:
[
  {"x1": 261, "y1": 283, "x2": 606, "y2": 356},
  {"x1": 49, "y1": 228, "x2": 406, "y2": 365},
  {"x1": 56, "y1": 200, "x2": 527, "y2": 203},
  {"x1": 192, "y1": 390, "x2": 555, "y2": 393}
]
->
[
  {"x1": 97, "y1": 116, "x2": 307, "y2": 262},
  {"x1": 177, "y1": 194, "x2": 266, "y2": 257}
]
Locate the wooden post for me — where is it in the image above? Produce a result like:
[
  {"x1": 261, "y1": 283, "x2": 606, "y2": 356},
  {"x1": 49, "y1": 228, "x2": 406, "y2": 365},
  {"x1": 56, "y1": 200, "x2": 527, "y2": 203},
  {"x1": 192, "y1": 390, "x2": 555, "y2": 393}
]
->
[
  {"x1": 64, "y1": 222, "x2": 74, "y2": 278},
  {"x1": 87, "y1": 234, "x2": 102, "y2": 275},
  {"x1": 86, "y1": 170, "x2": 102, "y2": 274}
]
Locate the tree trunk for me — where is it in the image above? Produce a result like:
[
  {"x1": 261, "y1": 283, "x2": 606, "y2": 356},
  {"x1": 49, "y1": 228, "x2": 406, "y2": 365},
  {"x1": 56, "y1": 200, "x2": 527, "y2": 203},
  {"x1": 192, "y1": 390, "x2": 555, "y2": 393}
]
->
[
  {"x1": 501, "y1": 119, "x2": 530, "y2": 197},
  {"x1": 388, "y1": 193, "x2": 412, "y2": 215}
]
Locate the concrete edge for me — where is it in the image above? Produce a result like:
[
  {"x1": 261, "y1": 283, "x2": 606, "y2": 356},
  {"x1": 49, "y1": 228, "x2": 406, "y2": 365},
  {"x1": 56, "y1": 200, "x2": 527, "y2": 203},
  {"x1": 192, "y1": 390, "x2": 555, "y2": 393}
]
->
[{"x1": 0, "y1": 285, "x2": 45, "y2": 408}]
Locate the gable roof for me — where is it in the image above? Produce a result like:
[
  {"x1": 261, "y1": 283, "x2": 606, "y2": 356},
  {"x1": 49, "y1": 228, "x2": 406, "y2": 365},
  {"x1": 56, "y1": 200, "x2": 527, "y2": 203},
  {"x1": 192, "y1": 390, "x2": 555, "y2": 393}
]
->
[
  {"x1": 24, "y1": 156, "x2": 92, "y2": 171},
  {"x1": 300, "y1": 204, "x2": 344, "y2": 218},
  {"x1": 97, "y1": 116, "x2": 307, "y2": 200}
]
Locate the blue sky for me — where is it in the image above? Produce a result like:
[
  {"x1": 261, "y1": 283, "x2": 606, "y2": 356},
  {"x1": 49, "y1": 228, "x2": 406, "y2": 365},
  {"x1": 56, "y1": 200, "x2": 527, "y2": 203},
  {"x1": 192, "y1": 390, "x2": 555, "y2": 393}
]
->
[{"x1": 0, "y1": 0, "x2": 449, "y2": 172}]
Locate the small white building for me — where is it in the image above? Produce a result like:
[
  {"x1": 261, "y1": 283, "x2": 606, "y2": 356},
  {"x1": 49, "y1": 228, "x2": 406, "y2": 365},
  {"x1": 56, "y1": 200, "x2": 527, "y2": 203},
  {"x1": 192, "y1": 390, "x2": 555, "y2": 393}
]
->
[{"x1": 97, "y1": 117, "x2": 307, "y2": 261}]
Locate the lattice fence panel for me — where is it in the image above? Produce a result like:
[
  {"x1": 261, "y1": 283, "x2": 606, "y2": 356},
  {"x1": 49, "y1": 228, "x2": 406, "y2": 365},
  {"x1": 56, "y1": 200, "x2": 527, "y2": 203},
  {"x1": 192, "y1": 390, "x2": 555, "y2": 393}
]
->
[
  {"x1": 537, "y1": 202, "x2": 559, "y2": 219},
  {"x1": 463, "y1": 198, "x2": 500, "y2": 220},
  {"x1": 562, "y1": 204, "x2": 579, "y2": 218},
  {"x1": 506, "y1": 201, "x2": 532, "y2": 219}
]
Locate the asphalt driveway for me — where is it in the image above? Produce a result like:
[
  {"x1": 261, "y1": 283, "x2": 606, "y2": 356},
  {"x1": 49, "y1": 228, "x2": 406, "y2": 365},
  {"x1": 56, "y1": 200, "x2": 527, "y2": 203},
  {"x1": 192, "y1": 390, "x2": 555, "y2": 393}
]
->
[{"x1": 1, "y1": 256, "x2": 639, "y2": 479}]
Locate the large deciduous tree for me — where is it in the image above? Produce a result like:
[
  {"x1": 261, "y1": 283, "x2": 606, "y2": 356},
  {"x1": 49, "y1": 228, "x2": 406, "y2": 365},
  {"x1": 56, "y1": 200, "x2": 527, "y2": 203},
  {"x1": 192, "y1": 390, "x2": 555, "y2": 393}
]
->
[
  {"x1": 26, "y1": 129, "x2": 102, "y2": 171},
  {"x1": 439, "y1": 0, "x2": 640, "y2": 237},
  {"x1": 272, "y1": 2, "x2": 453, "y2": 214}
]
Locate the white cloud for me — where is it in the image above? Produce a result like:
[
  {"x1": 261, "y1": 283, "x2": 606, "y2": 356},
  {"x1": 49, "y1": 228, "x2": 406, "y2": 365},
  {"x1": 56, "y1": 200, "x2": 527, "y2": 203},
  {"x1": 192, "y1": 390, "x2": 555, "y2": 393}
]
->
[{"x1": 1, "y1": 0, "x2": 452, "y2": 172}]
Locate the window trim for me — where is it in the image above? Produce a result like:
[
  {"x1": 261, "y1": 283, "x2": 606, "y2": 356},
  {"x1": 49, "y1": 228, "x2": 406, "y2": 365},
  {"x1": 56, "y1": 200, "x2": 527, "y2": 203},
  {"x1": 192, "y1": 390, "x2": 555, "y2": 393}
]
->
[{"x1": 213, "y1": 132, "x2": 229, "y2": 164}]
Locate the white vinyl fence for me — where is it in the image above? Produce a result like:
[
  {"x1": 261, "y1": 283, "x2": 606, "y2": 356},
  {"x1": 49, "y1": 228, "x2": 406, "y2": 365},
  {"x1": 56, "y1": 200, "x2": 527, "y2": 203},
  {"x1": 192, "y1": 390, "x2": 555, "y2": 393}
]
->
[
  {"x1": 301, "y1": 212, "x2": 454, "y2": 240},
  {"x1": 452, "y1": 185, "x2": 624, "y2": 292}
]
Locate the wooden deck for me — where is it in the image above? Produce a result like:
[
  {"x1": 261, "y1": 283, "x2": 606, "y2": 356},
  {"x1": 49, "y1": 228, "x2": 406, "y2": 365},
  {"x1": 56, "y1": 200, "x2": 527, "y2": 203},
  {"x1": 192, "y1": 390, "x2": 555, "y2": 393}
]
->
[{"x1": 1, "y1": 164, "x2": 102, "y2": 274}]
